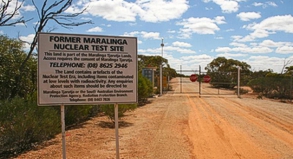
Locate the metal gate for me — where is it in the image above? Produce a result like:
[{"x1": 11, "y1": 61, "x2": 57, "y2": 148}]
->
[{"x1": 173, "y1": 65, "x2": 241, "y2": 97}]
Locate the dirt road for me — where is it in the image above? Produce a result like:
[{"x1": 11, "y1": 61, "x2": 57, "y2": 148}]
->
[{"x1": 17, "y1": 77, "x2": 293, "y2": 159}]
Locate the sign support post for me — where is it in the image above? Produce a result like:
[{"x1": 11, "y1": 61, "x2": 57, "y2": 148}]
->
[
  {"x1": 115, "y1": 103, "x2": 120, "y2": 159},
  {"x1": 237, "y1": 67, "x2": 241, "y2": 98},
  {"x1": 160, "y1": 38, "x2": 164, "y2": 96},
  {"x1": 61, "y1": 105, "x2": 66, "y2": 159},
  {"x1": 160, "y1": 65, "x2": 162, "y2": 96}
]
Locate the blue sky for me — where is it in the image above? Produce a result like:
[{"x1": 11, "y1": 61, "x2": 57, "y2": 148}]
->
[{"x1": 2, "y1": 0, "x2": 293, "y2": 74}]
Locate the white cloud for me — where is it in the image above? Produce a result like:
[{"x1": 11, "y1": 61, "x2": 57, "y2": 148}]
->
[
  {"x1": 86, "y1": 26, "x2": 103, "y2": 32},
  {"x1": 177, "y1": 16, "x2": 225, "y2": 37},
  {"x1": 217, "y1": 39, "x2": 293, "y2": 55},
  {"x1": 250, "y1": 29, "x2": 271, "y2": 39},
  {"x1": 253, "y1": 1, "x2": 277, "y2": 8},
  {"x1": 215, "y1": 46, "x2": 273, "y2": 54},
  {"x1": 202, "y1": 0, "x2": 212, "y2": 3},
  {"x1": 177, "y1": 54, "x2": 213, "y2": 71},
  {"x1": 68, "y1": 0, "x2": 137, "y2": 22},
  {"x1": 266, "y1": 1, "x2": 277, "y2": 7},
  {"x1": 19, "y1": 34, "x2": 35, "y2": 50},
  {"x1": 204, "y1": 0, "x2": 240, "y2": 13},
  {"x1": 238, "y1": 15, "x2": 293, "y2": 42},
  {"x1": 22, "y1": 3, "x2": 35, "y2": 11},
  {"x1": 276, "y1": 46, "x2": 293, "y2": 54},
  {"x1": 258, "y1": 40, "x2": 278, "y2": 47},
  {"x1": 167, "y1": 30, "x2": 176, "y2": 34},
  {"x1": 251, "y1": 15, "x2": 293, "y2": 33},
  {"x1": 215, "y1": 36, "x2": 224, "y2": 39},
  {"x1": 258, "y1": 40, "x2": 293, "y2": 48},
  {"x1": 226, "y1": 29, "x2": 234, "y2": 32},
  {"x1": 164, "y1": 46, "x2": 196, "y2": 54},
  {"x1": 214, "y1": 16, "x2": 226, "y2": 24},
  {"x1": 252, "y1": 2, "x2": 263, "y2": 7},
  {"x1": 217, "y1": 53, "x2": 247, "y2": 58},
  {"x1": 138, "y1": 43, "x2": 196, "y2": 57},
  {"x1": 81, "y1": 17, "x2": 92, "y2": 21},
  {"x1": 172, "y1": 41, "x2": 192, "y2": 47},
  {"x1": 246, "y1": 56, "x2": 289, "y2": 73},
  {"x1": 122, "y1": 31, "x2": 160, "y2": 39},
  {"x1": 69, "y1": 0, "x2": 189, "y2": 23},
  {"x1": 237, "y1": 12, "x2": 261, "y2": 21},
  {"x1": 19, "y1": 34, "x2": 34, "y2": 43},
  {"x1": 123, "y1": 31, "x2": 140, "y2": 37},
  {"x1": 129, "y1": 23, "x2": 137, "y2": 26},
  {"x1": 180, "y1": 54, "x2": 213, "y2": 65},
  {"x1": 6, "y1": 0, "x2": 23, "y2": 20},
  {"x1": 141, "y1": 31, "x2": 160, "y2": 39},
  {"x1": 230, "y1": 42, "x2": 247, "y2": 47},
  {"x1": 137, "y1": 0, "x2": 189, "y2": 22}
]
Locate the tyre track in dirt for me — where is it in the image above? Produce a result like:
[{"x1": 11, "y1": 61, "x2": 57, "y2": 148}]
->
[
  {"x1": 144, "y1": 95, "x2": 192, "y2": 159},
  {"x1": 211, "y1": 97, "x2": 293, "y2": 158},
  {"x1": 186, "y1": 95, "x2": 270, "y2": 159},
  {"x1": 226, "y1": 98, "x2": 293, "y2": 135}
]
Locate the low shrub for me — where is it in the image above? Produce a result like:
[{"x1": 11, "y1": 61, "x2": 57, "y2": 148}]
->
[
  {"x1": 138, "y1": 74, "x2": 153, "y2": 104},
  {"x1": 0, "y1": 97, "x2": 60, "y2": 157}
]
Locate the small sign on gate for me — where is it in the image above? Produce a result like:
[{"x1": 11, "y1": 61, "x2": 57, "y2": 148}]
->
[
  {"x1": 190, "y1": 74, "x2": 198, "y2": 82},
  {"x1": 203, "y1": 75, "x2": 211, "y2": 83}
]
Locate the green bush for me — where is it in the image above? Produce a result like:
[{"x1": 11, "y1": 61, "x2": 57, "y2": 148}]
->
[
  {"x1": 248, "y1": 76, "x2": 291, "y2": 99},
  {"x1": 0, "y1": 97, "x2": 60, "y2": 156},
  {"x1": 138, "y1": 74, "x2": 153, "y2": 103},
  {"x1": 100, "y1": 104, "x2": 137, "y2": 122}
]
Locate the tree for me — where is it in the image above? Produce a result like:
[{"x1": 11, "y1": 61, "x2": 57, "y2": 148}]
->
[
  {"x1": 0, "y1": 35, "x2": 37, "y2": 100},
  {"x1": 10, "y1": 0, "x2": 92, "y2": 98},
  {"x1": 205, "y1": 57, "x2": 251, "y2": 88},
  {"x1": 0, "y1": 0, "x2": 31, "y2": 26},
  {"x1": 138, "y1": 55, "x2": 168, "y2": 72},
  {"x1": 280, "y1": 58, "x2": 293, "y2": 74},
  {"x1": 163, "y1": 64, "x2": 177, "y2": 79},
  {"x1": 284, "y1": 66, "x2": 293, "y2": 74}
]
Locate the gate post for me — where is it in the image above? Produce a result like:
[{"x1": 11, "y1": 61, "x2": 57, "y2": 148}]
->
[
  {"x1": 199, "y1": 65, "x2": 201, "y2": 98},
  {"x1": 180, "y1": 65, "x2": 182, "y2": 93}
]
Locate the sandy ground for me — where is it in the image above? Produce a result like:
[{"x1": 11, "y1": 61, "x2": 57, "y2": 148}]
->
[{"x1": 16, "y1": 77, "x2": 293, "y2": 159}]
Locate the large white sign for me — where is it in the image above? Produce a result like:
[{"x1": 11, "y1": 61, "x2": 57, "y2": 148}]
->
[{"x1": 38, "y1": 33, "x2": 137, "y2": 106}]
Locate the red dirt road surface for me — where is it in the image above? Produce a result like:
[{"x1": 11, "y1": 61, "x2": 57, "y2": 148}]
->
[{"x1": 17, "y1": 77, "x2": 293, "y2": 159}]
